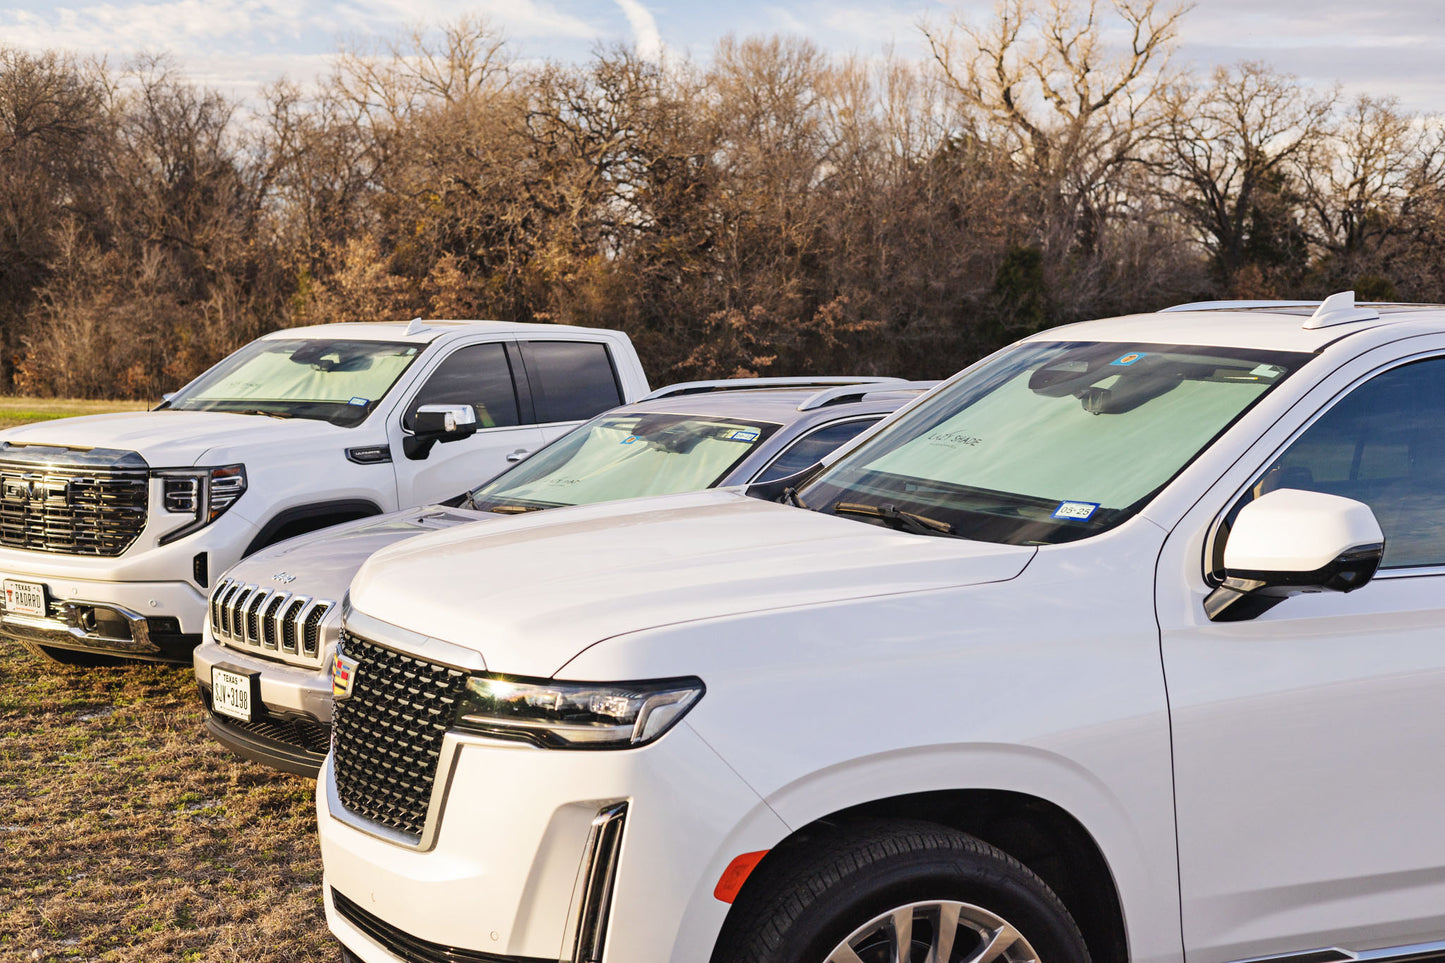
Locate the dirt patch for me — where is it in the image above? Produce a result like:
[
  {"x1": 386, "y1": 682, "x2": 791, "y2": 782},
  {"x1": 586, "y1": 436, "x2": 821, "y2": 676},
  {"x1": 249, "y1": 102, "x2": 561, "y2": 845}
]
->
[{"x1": 0, "y1": 644, "x2": 333, "y2": 962}]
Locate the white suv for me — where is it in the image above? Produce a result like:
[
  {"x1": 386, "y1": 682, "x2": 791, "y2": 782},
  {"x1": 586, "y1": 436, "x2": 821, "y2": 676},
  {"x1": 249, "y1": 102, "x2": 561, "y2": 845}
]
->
[
  {"x1": 319, "y1": 293, "x2": 1445, "y2": 963},
  {"x1": 0, "y1": 320, "x2": 647, "y2": 664}
]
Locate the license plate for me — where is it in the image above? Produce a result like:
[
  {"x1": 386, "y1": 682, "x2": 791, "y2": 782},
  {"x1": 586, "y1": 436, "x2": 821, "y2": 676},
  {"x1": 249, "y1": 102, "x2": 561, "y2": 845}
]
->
[
  {"x1": 212, "y1": 666, "x2": 259, "y2": 723},
  {"x1": 2, "y1": 579, "x2": 46, "y2": 618}
]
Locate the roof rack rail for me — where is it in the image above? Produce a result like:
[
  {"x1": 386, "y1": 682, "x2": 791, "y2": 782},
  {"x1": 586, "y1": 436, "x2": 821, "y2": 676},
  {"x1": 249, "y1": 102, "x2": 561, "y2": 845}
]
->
[
  {"x1": 1158, "y1": 299, "x2": 1322, "y2": 313},
  {"x1": 797, "y1": 380, "x2": 941, "y2": 411},
  {"x1": 640, "y1": 376, "x2": 903, "y2": 402}
]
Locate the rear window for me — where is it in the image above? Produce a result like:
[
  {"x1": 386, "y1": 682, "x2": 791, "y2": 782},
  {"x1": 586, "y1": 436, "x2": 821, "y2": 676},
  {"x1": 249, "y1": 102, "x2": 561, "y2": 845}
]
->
[{"x1": 523, "y1": 341, "x2": 624, "y2": 423}]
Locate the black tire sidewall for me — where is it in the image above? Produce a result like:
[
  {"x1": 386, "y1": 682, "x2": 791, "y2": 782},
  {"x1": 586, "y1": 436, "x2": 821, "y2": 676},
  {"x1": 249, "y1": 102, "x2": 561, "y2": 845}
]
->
[{"x1": 775, "y1": 844, "x2": 1086, "y2": 963}]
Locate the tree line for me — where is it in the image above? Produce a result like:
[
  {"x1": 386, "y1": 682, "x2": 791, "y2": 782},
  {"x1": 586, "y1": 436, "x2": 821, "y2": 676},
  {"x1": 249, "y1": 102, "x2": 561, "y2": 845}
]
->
[{"x1": 3, "y1": 0, "x2": 1444, "y2": 399}]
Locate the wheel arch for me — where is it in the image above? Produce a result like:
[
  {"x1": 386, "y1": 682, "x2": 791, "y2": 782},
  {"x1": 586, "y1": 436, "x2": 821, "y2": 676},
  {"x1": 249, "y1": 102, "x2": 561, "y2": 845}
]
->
[
  {"x1": 713, "y1": 788, "x2": 1128, "y2": 963},
  {"x1": 241, "y1": 499, "x2": 383, "y2": 556}
]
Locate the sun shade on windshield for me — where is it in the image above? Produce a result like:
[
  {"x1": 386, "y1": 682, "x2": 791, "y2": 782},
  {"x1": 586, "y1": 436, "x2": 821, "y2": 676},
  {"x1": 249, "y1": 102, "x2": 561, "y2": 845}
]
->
[
  {"x1": 166, "y1": 339, "x2": 423, "y2": 426},
  {"x1": 801, "y1": 341, "x2": 1309, "y2": 545}
]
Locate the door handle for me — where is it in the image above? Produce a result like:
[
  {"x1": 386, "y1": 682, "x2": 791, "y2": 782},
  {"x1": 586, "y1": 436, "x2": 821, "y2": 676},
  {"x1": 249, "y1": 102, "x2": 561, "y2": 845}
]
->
[{"x1": 506, "y1": 449, "x2": 530, "y2": 463}]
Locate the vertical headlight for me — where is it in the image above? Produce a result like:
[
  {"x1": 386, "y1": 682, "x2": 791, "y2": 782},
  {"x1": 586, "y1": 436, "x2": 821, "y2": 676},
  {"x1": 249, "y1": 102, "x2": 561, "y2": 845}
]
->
[
  {"x1": 157, "y1": 465, "x2": 247, "y2": 545},
  {"x1": 456, "y1": 674, "x2": 705, "y2": 749}
]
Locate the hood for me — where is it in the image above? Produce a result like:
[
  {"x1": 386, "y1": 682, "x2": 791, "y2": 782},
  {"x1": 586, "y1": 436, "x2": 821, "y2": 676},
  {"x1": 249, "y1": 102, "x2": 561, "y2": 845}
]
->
[
  {"x1": 0, "y1": 410, "x2": 351, "y2": 468},
  {"x1": 221, "y1": 505, "x2": 490, "y2": 604},
  {"x1": 348, "y1": 489, "x2": 1036, "y2": 678}
]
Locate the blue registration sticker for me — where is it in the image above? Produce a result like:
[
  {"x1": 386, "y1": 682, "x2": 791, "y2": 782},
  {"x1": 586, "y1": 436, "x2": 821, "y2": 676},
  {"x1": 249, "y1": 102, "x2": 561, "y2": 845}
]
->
[
  {"x1": 722, "y1": 428, "x2": 760, "y2": 442},
  {"x1": 621, "y1": 435, "x2": 638, "y2": 445},
  {"x1": 1110, "y1": 352, "x2": 1145, "y2": 367},
  {"x1": 348, "y1": 396, "x2": 369, "y2": 406},
  {"x1": 1052, "y1": 501, "x2": 1100, "y2": 521}
]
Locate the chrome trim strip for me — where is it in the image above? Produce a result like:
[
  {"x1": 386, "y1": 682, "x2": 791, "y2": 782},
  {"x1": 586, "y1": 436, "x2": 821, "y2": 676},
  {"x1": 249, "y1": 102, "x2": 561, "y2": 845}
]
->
[
  {"x1": 341, "y1": 604, "x2": 488, "y2": 674},
  {"x1": 1229, "y1": 941, "x2": 1445, "y2": 963},
  {"x1": 560, "y1": 801, "x2": 629, "y2": 963}
]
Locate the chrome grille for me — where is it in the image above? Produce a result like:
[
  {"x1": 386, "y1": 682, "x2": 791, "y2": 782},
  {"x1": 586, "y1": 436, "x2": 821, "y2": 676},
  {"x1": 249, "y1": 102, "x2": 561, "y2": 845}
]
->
[
  {"x1": 208, "y1": 576, "x2": 333, "y2": 664},
  {"x1": 331, "y1": 630, "x2": 468, "y2": 840},
  {"x1": 0, "y1": 463, "x2": 147, "y2": 557}
]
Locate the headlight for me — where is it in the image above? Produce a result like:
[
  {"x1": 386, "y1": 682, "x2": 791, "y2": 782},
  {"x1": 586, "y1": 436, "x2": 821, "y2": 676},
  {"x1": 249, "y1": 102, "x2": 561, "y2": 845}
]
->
[
  {"x1": 156, "y1": 464, "x2": 247, "y2": 545},
  {"x1": 455, "y1": 674, "x2": 705, "y2": 749}
]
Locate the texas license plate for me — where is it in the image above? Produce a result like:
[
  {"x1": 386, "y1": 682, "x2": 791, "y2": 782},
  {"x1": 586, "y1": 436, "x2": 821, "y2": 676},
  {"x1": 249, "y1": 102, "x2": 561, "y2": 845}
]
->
[
  {"x1": 2, "y1": 579, "x2": 46, "y2": 618},
  {"x1": 212, "y1": 666, "x2": 259, "y2": 723}
]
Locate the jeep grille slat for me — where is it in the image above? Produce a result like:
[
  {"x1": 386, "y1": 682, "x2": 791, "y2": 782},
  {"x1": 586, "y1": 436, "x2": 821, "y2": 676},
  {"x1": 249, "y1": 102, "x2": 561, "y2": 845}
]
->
[{"x1": 208, "y1": 580, "x2": 334, "y2": 668}]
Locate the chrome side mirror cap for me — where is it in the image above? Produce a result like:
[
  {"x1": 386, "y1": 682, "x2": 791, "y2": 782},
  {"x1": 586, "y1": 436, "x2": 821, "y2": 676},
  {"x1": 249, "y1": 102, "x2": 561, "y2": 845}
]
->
[{"x1": 1206, "y1": 488, "x2": 1384, "y2": 622}]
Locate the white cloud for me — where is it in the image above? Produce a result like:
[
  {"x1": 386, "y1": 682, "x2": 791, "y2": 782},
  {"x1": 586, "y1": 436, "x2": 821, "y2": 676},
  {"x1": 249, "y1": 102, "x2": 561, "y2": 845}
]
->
[{"x1": 612, "y1": 0, "x2": 662, "y2": 61}]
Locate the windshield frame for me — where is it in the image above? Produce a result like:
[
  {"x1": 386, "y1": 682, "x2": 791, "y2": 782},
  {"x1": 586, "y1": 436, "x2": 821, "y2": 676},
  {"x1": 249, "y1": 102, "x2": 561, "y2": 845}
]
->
[
  {"x1": 466, "y1": 410, "x2": 784, "y2": 512},
  {"x1": 799, "y1": 340, "x2": 1313, "y2": 546},
  {"x1": 161, "y1": 337, "x2": 426, "y2": 427}
]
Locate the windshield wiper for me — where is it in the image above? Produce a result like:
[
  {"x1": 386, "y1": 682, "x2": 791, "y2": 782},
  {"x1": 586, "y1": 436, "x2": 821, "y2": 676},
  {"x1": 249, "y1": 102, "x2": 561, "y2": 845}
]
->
[
  {"x1": 483, "y1": 504, "x2": 548, "y2": 515},
  {"x1": 780, "y1": 487, "x2": 808, "y2": 509},
  {"x1": 832, "y1": 501, "x2": 957, "y2": 537},
  {"x1": 232, "y1": 408, "x2": 295, "y2": 419}
]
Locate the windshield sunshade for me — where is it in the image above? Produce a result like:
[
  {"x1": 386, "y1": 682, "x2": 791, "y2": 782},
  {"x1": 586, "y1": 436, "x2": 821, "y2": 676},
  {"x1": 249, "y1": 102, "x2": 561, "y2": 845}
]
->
[
  {"x1": 164, "y1": 339, "x2": 423, "y2": 427},
  {"x1": 801, "y1": 341, "x2": 1310, "y2": 545},
  {"x1": 469, "y1": 413, "x2": 780, "y2": 511}
]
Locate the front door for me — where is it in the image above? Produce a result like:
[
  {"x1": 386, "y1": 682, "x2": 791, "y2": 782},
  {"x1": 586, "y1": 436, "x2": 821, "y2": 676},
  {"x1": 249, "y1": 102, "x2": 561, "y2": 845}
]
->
[
  {"x1": 1157, "y1": 350, "x2": 1445, "y2": 963},
  {"x1": 389, "y1": 341, "x2": 544, "y2": 506}
]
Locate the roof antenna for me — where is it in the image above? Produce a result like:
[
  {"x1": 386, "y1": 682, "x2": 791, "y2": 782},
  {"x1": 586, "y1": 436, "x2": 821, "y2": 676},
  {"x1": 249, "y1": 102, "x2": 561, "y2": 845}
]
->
[
  {"x1": 405, "y1": 318, "x2": 431, "y2": 336},
  {"x1": 1303, "y1": 292, "x2": 1380, "y2": 329}
]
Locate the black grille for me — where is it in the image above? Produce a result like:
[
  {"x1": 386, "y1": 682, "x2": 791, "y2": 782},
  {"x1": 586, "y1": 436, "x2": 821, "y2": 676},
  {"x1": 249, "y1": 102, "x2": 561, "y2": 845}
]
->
[
  {"x1": 332, "y1": 631, "x2": 468, "y2": 839},
  {"x1": 333, "y1": 889, "x2": 545, "y2": 963},
  {"x1": 0, "y1": 464, "x2": 147, "y2": 557},
  {"x1": 207, "y1": 696, "x2": 332, "y2": 756}
]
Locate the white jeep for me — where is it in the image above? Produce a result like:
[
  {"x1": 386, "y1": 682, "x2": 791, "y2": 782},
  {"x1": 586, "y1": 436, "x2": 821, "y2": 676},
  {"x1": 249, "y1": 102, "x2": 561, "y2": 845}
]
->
[
  {"x1": 320, "y1": 293, "x2": 1445, "y2": 963},
  {"x1": 0, "y1": 319, "x2": 647, "y2": 663}
]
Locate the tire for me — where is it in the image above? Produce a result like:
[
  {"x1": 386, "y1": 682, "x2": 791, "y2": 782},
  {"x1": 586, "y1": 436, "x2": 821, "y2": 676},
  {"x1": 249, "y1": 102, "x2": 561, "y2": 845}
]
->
[{"x1": 712, "y1": 820, "x2": 1090, "y2": 963}]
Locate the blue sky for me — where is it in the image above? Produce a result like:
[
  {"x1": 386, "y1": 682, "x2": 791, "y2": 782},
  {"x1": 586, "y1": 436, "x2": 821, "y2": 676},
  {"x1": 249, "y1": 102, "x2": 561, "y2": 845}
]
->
[{"x1": 3, "y1": 0, "x2": 1445, "y2": 112}]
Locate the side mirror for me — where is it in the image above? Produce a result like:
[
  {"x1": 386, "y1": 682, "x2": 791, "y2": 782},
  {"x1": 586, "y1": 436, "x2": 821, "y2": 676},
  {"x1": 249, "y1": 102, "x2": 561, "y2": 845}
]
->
[
  {"x1": 1205, "y1": 489, "x2": 1384, "y2": 622},
  {"x1": 404, "y1": 404, "x2": 480, "y2": 460}
]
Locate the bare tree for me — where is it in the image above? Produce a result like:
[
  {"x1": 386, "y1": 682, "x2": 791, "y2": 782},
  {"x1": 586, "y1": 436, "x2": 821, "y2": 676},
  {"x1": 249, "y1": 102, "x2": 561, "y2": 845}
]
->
[{"x1": 1155, "y1": 61, "x2": 1334, "y2": 288}]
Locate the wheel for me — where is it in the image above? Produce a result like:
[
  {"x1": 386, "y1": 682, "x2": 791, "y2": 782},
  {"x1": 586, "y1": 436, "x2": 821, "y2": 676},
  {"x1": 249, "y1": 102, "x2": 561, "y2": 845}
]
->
[{"x1": 713, "y1": 821, "x2": 1090, "y2": 963}]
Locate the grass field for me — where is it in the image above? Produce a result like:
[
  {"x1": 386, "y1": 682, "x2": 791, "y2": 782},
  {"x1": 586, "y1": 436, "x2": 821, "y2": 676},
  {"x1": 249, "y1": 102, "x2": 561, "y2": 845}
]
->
[
  {"x1": 0, "y1": 399, "x2": 331, "y2": 962},
  {"x1": 0, "y1": 398, "x2": 150, "y2": 432}
]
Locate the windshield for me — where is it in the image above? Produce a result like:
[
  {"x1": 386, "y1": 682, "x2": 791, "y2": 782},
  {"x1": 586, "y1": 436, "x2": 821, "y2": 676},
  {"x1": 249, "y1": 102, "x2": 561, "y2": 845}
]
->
[
  {"x1": 800, "y1": 341, "x2": 1310, "y2": 544},
  {"x1": 164, "y1": 338, "x2": 423, "y2": 427},
  {"x1": 468, "y1": 412, "x2": 781, "y2": 512}
]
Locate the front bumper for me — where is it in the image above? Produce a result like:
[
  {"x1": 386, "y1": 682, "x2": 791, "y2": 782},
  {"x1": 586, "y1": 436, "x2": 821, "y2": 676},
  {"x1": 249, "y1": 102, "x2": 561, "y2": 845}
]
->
[
  {"x1": 194, "y1": 636, "x2": 335, "y2": 777},
  {"x1": 0, "y1": 575, "x2": 207, "y2": 662},
  {"x1": 318, "y1": 723, "x2": 789, "y2": 963}
]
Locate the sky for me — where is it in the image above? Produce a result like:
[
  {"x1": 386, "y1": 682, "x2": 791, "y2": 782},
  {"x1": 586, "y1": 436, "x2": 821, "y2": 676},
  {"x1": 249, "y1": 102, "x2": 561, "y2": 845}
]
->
[{"x1": 3, "y1": 0, "x2": 1445, "y2": 113}]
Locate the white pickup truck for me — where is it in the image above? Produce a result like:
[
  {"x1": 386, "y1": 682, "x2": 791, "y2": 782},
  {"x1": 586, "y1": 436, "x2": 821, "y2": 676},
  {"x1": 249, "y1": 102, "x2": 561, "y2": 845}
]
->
[{"x1": 0, "y1": 319, "x2": 648, "y2": 664}]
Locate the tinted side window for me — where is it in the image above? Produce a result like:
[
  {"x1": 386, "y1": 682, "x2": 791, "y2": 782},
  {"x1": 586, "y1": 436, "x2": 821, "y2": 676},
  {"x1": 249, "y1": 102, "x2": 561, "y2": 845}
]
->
[
  {"x1": 1238, "y1": 357, "x2": 1445, "y2": 569},
  {"x1": 754, "y1": 418, "x2": 881, "y2": 484},
  {"x1": 523, "y1": 341, "x2": 623, "y2": 423},
  {"x1": 403, "y1": 342, "x2": 520, "y2": 430}
]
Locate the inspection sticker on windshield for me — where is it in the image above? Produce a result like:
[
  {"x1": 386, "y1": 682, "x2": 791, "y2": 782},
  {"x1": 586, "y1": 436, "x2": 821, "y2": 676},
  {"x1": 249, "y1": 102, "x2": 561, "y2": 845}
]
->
[
  {"x1": 1052, "y1": 501, "x2": 1100, "y2": 521},
  {"x1": 721, "y1": 428, "x2": 760, "y2": 442},
  {"x1": 1110, "y1": 352, "x2": 1146, "y2": 366},
  {"x1": 348, "y1": 396, "x2": 369, "y2": 406},
  {"x1": 621, "y1": 435, "x2": 638, "y2": 444}
]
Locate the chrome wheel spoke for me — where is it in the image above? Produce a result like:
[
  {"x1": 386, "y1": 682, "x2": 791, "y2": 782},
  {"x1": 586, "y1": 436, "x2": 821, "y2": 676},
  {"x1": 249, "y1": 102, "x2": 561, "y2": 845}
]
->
[
  {"x1": 824, "y1": 900, "x2": 1039, "y2": 963},
  {"x1": 966, "y1": 923, "x2": 1022, "y2": 963},
  {"x1": 930, "y1": 903, "x2": 960, "y2": 963},
  {"x1": 892, "y1": 907, "x2": 914, "y2": 963}
]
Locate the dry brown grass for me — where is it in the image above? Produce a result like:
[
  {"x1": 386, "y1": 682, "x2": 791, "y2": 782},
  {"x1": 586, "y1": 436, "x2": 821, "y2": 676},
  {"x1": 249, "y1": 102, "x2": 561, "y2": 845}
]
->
[
  {"x1": 0, "y1": 645, "x2": 331, "y2": 963},
  {"x1": 0, "y1": 400, "x2": 331, "y2": 962}
]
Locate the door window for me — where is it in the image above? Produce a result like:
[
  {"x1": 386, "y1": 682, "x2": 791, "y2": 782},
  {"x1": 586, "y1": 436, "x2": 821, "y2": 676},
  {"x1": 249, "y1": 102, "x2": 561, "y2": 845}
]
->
[
  {"x1": 1226, "y1": 356, "x2": 1445, "y2": 570},
  {"x1": 403, "y1": 343, "x2": 521, "y2": 430},
  {"x1": 522, "y1": 341, "x2": 623, "y2": 424},
  {"x1": 753, "y1": 418, "x2": 881, "y2": 484}
]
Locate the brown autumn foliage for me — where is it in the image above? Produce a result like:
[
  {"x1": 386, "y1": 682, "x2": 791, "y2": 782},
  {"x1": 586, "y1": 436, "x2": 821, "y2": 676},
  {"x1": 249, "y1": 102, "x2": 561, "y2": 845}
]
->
[{"x1": 3, "y1": 3, "x2": 1445, "y2": 399}]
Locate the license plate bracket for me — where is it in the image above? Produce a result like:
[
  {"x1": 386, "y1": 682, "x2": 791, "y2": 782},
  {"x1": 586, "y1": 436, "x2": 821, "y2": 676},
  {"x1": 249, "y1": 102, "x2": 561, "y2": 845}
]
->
[
  {"x1": 211, "y1": 665, "x2": 261, "y2": 723},
  {"x1": 2, "y1": 579, "x2": 47, "y2": 618}
]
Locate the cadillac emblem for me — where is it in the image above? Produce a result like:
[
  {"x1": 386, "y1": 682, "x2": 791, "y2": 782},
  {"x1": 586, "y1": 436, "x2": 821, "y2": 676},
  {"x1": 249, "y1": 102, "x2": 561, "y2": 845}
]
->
[{"x1": 332, "y1": 652, "x2": 359, "y2": 700}]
